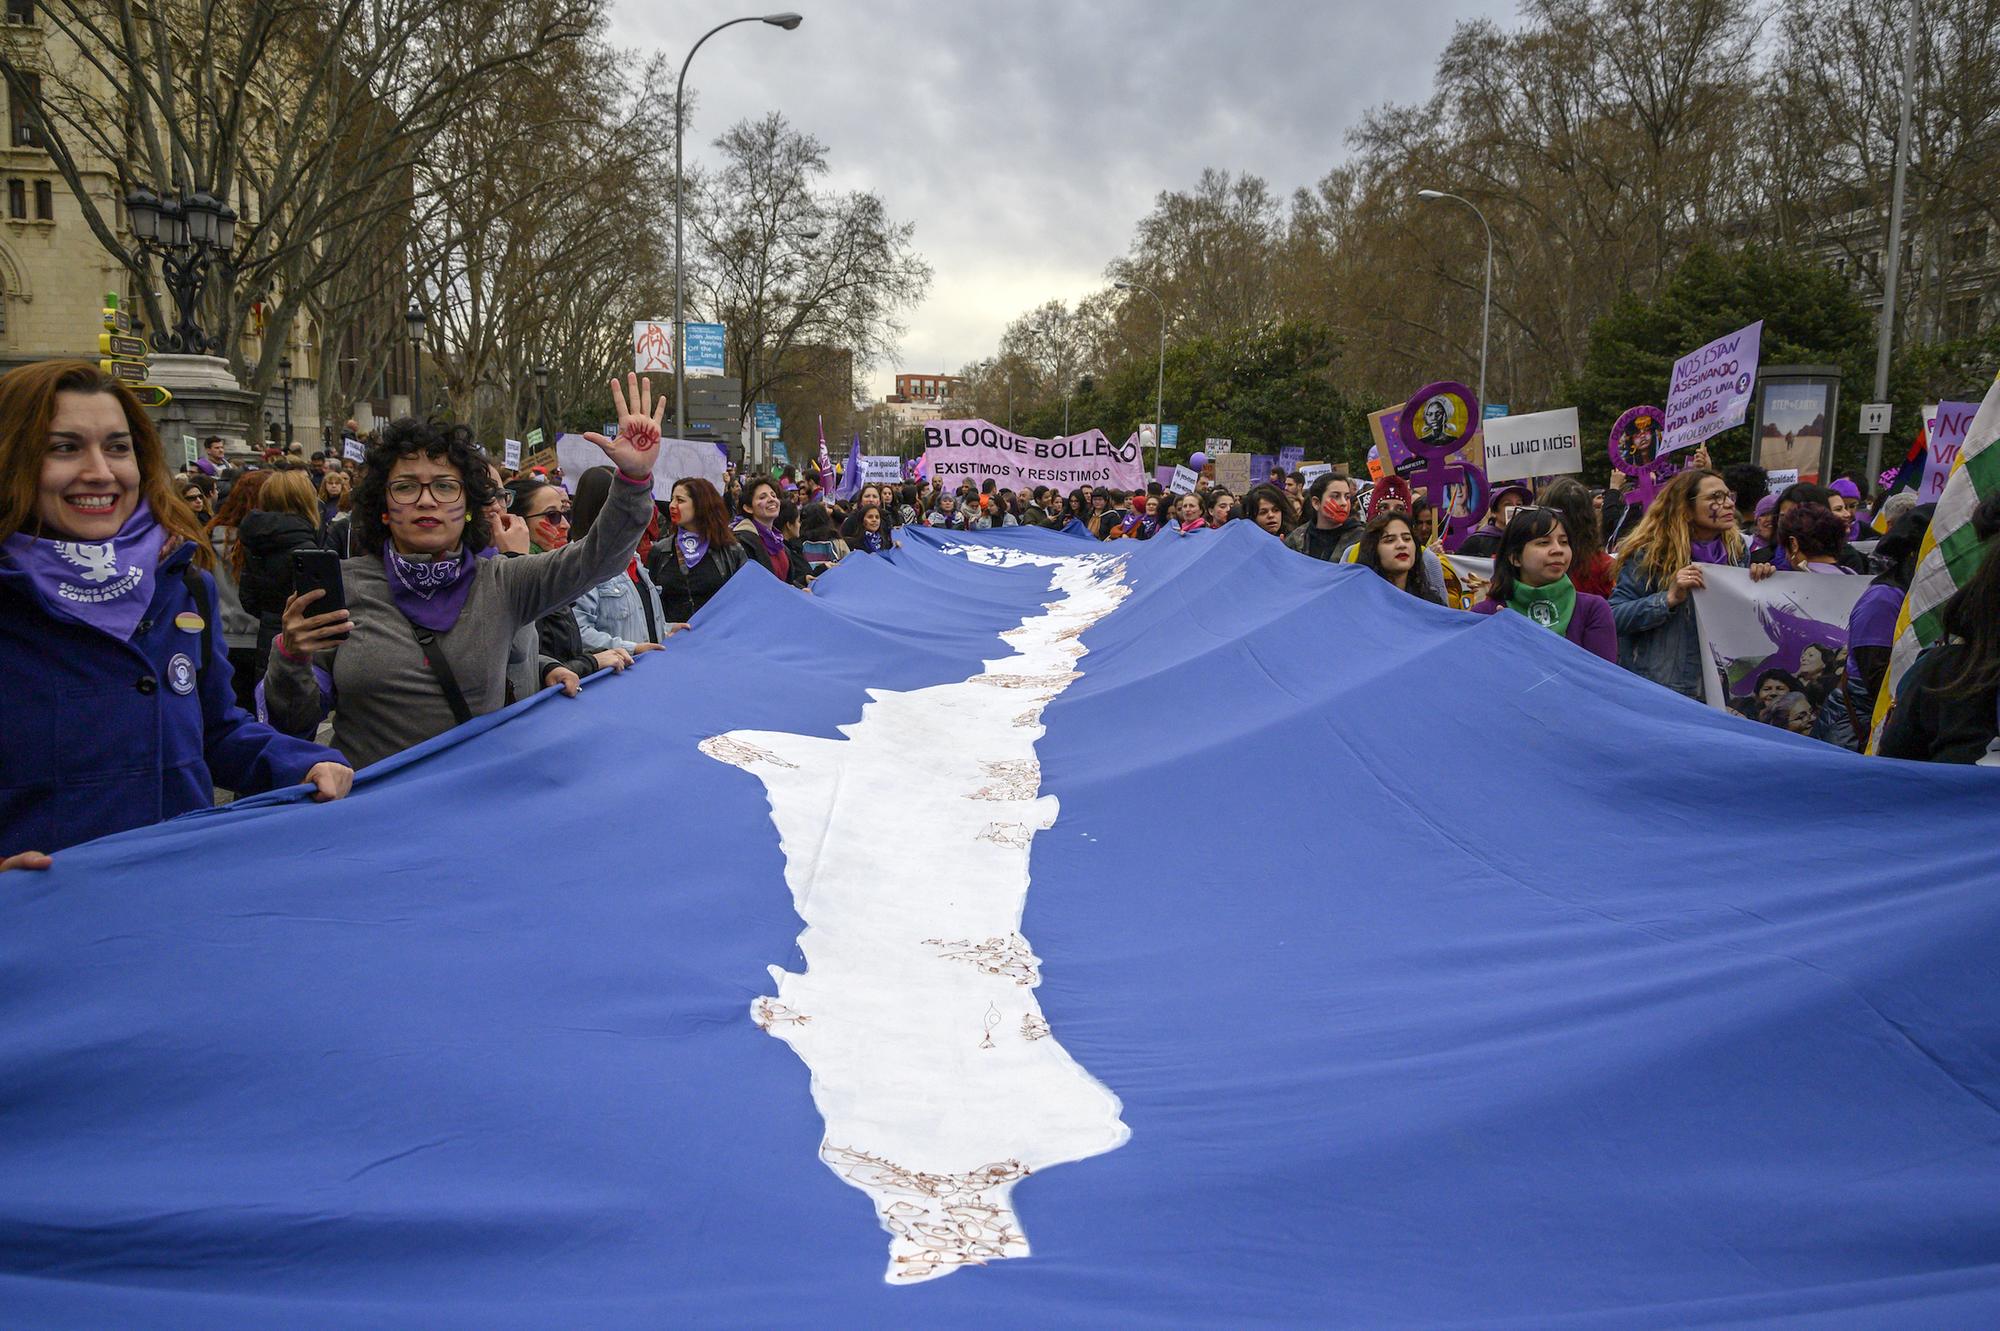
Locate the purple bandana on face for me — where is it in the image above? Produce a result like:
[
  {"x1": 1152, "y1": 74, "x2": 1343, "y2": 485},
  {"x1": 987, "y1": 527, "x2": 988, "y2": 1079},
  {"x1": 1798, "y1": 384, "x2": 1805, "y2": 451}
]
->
[
  {"x1": 3, "y1": 498, "x2": 161, "y2": 640},
  {"x1": 676, "y1": 528, "x2": 710, "y2": 568},
  {"x1": 384, "y1": 545, "x2": 477, "y2": 632}
]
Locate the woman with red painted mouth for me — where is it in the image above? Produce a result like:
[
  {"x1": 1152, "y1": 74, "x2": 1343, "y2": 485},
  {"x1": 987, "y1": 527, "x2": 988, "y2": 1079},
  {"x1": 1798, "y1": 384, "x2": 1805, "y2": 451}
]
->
[
  {"x1": 264, "y1": 374, "x2": 667, "y2": 771},
  {"x1": 0, "y1": 361, "x2": 351, "y2": 871}
]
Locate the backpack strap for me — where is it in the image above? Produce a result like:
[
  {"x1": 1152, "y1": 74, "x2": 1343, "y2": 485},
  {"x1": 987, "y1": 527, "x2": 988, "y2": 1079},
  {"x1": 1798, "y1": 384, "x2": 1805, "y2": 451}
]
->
[{"x1": 411, "y1": 626, "x2": 475, "y2": 726}]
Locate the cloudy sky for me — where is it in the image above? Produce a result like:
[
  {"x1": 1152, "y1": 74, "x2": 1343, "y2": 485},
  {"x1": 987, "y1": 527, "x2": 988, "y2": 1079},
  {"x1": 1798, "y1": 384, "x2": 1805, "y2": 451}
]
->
[{"x1": 607, "y1": 0, "x2": 1516, "y2": 399}]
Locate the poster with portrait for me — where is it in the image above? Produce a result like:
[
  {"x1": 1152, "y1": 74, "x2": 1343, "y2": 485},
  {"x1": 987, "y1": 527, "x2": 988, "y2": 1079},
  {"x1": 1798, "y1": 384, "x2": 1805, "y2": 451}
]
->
[{"x1": 1756, "y1": 382, "x2": 1828, "y2": 480}]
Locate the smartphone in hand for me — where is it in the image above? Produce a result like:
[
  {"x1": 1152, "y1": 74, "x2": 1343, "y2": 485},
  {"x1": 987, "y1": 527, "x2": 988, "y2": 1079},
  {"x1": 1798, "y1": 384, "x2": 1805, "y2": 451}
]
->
[{"x1": 291, "y1": 548, "x2": 347, "y2": 617}]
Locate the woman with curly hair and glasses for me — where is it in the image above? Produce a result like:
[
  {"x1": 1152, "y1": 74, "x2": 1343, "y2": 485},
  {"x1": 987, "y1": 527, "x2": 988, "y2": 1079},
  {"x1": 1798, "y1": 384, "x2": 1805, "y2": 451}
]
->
[
  {"x1": 266, "y1": 374, "x2": 668, "y2": 770},
  {"x1": 0, "y1": 362, "x2": 349, "y2": 870}
]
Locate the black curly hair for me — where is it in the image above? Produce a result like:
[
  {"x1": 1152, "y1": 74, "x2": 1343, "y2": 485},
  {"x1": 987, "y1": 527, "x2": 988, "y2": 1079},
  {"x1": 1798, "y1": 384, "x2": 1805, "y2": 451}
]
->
[{"x1": 349, "y1": 417, "x2": 498, "y2": 556}]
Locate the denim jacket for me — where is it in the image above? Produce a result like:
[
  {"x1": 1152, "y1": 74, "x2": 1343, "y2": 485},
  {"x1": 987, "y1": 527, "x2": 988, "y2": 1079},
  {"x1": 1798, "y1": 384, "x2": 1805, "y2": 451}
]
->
[
  {"x1": 1608, "y1": 547, "x2": 1745, "y2": 700},
  {"x1": 571, "y1": 565, "x2": 666, "y2": 653}
]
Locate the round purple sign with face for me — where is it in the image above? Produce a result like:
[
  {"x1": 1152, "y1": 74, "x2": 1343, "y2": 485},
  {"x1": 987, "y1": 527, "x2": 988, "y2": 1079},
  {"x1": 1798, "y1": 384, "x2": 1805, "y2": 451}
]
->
[
  {"x1": 1398, "y1": 381, "x2": 1481, "y2": 463},
  {"x1": 1608, "y1": 403, "x2": 1686, "y2": 508}
]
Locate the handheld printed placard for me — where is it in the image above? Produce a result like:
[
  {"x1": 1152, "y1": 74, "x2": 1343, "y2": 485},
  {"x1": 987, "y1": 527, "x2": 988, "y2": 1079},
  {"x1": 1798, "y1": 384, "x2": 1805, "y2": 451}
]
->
[
  {"x1": 860, "y1": 456, "x2": 902, "y2": 485},
  {"x1": 1204, "y1": 438, "x2": 1232, "y2": 454},
  {"x1": 503, "y1": 438, "x2": 522, "y2": 469},
  {"x1": 1397, "y1": 380, "x2": 1489, "y2": 551},
  {"x1": 1168, "y1": 464, "x2": 1199, "y2": 495},
  {"x1": 1663, "y1": 320, "x2": 1762, "y2": 456},
  {"x1": 342, "y1": 436, "x2": 366, "y2": 464},
  {"x1": 1277, "y1": 445, "x2": 1305, "y2": 472},
  {"x1": 1483, "y1": 407, "x2": 1582, "y2": 483},
  {"x1": 922, "y1": 419, "x2": 1146, "y2": 492},
  {"x1": 181, "y1": 435, "x2": 198, "y2": 469},
  {"x1": 1296, "y1": 461, "x2": 1333, "y2": 488}
]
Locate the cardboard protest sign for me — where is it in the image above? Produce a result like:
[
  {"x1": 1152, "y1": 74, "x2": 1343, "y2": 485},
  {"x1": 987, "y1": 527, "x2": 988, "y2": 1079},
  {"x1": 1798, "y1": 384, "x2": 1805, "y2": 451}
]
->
[
  {"x1": 1367, "y1": 403, "x2": 1417, "y2": 475},
  {"x1": 1690, "y1": 565, "x2": 1870, "y2": 717},
  {"x1": 1663, "y1": 320, "x2": 1761, "y2": 456},
  {"x1": 1482, "y1": 407, "x2": 1582, "y2": 483},
  {"x1": 1211, "y1": 453, "x2": 1252, "y2": 491},
  {"x1": 922, "y1": 419, "x2": 1146, "y2": 492}
]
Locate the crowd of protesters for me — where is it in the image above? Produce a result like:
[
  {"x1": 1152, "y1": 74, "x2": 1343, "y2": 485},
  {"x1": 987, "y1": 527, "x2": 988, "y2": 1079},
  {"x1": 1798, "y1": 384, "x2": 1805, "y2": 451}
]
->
[{"x1": 4, "y1": 359, "x2": 1995, "y2": 869}]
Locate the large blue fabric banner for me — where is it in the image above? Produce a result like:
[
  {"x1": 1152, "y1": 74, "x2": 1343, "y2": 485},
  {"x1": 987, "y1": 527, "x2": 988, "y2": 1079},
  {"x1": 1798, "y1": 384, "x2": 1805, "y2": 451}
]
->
[{"x1": 3, "y1": 523, "x2": 1998, "y2": 1327}]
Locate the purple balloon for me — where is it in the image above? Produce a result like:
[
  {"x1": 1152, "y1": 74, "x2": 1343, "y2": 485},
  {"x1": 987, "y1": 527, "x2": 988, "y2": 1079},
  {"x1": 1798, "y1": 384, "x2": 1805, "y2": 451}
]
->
[{"x1": 1189, "y1": 451, "x2": 1208, "y2": 471}]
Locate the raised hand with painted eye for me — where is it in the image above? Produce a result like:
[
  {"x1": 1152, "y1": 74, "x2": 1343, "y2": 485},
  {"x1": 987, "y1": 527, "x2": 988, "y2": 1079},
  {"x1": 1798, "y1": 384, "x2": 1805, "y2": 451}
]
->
[{"x1": 583, "y1": 372, "x2": 668, "y2": 479}]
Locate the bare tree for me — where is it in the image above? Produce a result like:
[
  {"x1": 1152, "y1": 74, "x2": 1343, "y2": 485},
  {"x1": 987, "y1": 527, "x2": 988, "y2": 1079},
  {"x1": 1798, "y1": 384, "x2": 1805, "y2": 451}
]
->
[
  {"x1": 0, "y1": 0, "x2": 599, "y2": 401},
  {"x1": 686, "y1": 112, "x2": 931, "y2": 412}
]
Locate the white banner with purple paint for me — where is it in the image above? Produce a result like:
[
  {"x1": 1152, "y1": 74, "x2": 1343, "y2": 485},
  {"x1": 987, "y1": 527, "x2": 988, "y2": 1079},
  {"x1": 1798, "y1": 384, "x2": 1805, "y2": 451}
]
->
[
  {"x1": 1690, "y1": 565, "x2": 1870, "y2": 721},
  {"x1": 1662, "y1": 320, "x2": 1762, "y2": 457}
]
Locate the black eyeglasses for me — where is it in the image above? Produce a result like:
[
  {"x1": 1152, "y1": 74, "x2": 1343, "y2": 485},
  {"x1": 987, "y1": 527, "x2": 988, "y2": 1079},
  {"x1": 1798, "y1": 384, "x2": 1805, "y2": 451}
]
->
[{"x1": 528, "y1": 508, "x2": 571, "y2": 523}]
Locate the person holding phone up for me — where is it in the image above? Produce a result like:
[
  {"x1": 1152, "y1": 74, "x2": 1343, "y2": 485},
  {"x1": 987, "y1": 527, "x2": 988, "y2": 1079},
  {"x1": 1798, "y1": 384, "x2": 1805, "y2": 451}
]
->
[
  {"x1": 0, "y1": 362, "x2": 351, "y2": 871},
  {"x1": 267, "y1": 374, "x2": 667, "y2": 771}
]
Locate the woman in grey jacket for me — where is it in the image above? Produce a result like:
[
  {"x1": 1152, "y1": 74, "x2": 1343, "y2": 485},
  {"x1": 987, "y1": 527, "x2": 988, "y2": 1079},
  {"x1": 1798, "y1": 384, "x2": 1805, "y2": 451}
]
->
[
  {"x1": 267, "y1": 375, "x2": 667, "y2": 770},
  {"x1": 1608, "y1": 468, "x2": 1772, "y2": 700}
]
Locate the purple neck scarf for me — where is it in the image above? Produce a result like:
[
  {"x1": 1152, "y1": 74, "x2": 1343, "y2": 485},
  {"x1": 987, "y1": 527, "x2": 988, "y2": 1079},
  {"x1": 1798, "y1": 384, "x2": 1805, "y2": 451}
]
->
[
  {"x1": 1690, "y1": 535, "x2": 1732, "y2": 565},
  {"x1": 861, "y1": 529, "x2": 885, "y2": 553},
  {"x1": 676, "y1": 528, "x2": 710, "y2": 568},
  {"x1": 3, "y1": 498, "x2": 161, "y2": 640},
  {"x1": 752, "y1": 520, "x2": 786, "y2": 559},
  {"x1": 384, "y1": 545, "x2": 477, "y2": 632}
]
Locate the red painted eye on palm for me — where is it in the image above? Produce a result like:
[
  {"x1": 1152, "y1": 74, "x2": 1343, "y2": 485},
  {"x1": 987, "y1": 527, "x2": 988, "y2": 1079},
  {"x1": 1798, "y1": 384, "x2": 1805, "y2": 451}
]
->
[{"x1": 624, "y1": 418, "x2": 661, "y2": 452}]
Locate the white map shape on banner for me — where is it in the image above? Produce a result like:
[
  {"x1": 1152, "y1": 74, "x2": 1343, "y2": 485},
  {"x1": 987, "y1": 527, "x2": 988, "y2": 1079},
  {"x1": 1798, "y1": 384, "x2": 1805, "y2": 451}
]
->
[{"x1": 702, "y1": 548, "x2": 1133, "y2": 1283}]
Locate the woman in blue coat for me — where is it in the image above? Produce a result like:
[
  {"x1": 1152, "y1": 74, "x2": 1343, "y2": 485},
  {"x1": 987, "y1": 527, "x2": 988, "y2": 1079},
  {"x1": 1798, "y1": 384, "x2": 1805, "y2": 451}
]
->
[{"x1": 0, "y1": 361, "x2": 350, "y2": 869}]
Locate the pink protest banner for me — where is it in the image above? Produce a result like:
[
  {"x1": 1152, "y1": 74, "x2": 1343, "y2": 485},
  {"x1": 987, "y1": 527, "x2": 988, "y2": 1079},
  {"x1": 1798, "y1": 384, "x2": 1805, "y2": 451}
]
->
[
  {"x1": 1924, "y1": 402, "x2": 1978, "y2": 504},
  {"x1": 922, "y1": 419, "x2": 1146, "y2": 492},
  {"x1": 1662, "y1": 320, "x2": 1762, "y2": 456}
]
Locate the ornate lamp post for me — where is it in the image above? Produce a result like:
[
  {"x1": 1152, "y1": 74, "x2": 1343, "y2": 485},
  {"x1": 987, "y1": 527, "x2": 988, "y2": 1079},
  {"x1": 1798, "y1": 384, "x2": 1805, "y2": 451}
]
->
[
  {"x1": 124, "y1": 186, "x2": 239, "y2": 354},
  {"x1": 406, "y1": 303, "x2": 427, "y2": 417}
]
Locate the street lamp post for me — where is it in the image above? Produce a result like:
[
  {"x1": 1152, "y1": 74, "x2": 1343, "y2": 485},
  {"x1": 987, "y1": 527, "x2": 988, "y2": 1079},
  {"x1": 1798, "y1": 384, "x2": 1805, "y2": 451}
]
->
[
  {"x1": 123, "y1": 186, "x2": 240, "y2": 355},
  {"x1": 1866, "y1": 3, "x2": 1921, "y2": 488},
  {"x1": 1115, "y1": 279, "x2": 1167, "y2": 472},
  {"x1": 406, "y1": 303, "x2": 426, "y2": 418},
  {"x1": 1417, "y1": 188, "x2": 1494, "y2": 411},
  {"x1": 673, "y1": 12, "x2": 803, "y2": 441},
  {"x1": 531, "y1": 364, "x2": 553, "y2": 459},
  {"x1": 278, "y1": 355, "x2": 293, "y2": 447}
]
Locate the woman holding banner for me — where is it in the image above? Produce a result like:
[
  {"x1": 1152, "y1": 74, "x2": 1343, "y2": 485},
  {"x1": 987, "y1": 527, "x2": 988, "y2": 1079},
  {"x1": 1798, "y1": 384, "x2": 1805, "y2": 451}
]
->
[
  {"x1": 1470, "y1": 507, "x2": 1617, "y2": 663},
  {"x1": 1609, "y1": 470, "x2": 1772, "y2": 701}
]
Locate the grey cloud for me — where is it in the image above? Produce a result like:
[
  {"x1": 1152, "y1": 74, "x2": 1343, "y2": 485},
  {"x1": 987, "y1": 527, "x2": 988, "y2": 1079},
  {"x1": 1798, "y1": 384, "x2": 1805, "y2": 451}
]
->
[{"x1": 608, "y1": 0, "x2": 1513, "y2": 395}]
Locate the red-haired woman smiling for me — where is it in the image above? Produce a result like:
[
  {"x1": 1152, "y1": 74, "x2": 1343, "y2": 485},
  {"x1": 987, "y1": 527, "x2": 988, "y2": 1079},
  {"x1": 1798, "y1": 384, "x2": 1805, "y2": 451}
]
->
[{"x1": 0, "y1": 361, "x2": 349, "y2": 869}]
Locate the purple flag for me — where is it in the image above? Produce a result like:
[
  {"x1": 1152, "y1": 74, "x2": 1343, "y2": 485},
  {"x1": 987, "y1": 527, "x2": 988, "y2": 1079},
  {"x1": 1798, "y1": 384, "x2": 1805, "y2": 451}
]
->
[{"x1": 835, "y1": 434, "x2": 864, "y2": 502}]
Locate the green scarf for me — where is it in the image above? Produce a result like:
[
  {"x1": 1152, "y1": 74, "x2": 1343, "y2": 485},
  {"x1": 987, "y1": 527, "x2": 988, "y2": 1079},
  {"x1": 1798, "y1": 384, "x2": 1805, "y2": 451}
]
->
[{"x1": 1508, "y1": 573, "x2": 1576, "y2": 635}]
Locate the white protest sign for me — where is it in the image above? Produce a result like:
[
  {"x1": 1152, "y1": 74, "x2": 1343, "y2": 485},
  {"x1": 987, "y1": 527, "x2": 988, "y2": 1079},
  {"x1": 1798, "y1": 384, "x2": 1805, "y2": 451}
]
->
[
  {"x1": 632, "y1": 320, "x2": 673, "y2": 373},
  {"x1": 1663, "y1": 320, "x2": 1762, "y2": 456},
  {"x1": 341, "y1": 436, "x2": 365, "y2": 464},
  {"x1": 1481, "y1": 406, "x2": 1582, "y2": 483},
  {"x1": 503, "y1": 438, "x2": 522, "y2": 469},
  {"x1": 1925, "y1": 401, "x2": 1978, "y2": 504},
  {"x1": 1168, "y1": 464, "x2": 1199, "y2": 495},
  {"x1": 556, "y1": 433, "x2": 724, "y2": 500},
  {"x1": 860, "y1": 455, "x2": 902, "y2": 485},
  {"x1": 1296, "y1": 462, "x2": 1333, "y2": 488},
  {"x1": 1690, "y1": 565, "x2": 1870, "y2": 713},
  {"x1": 1204, "y1": 438, "x2": 1233, "y2": 454},
  {"x1": 1766, "y1": 468, "x2": 1799, "y2": 493}
]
